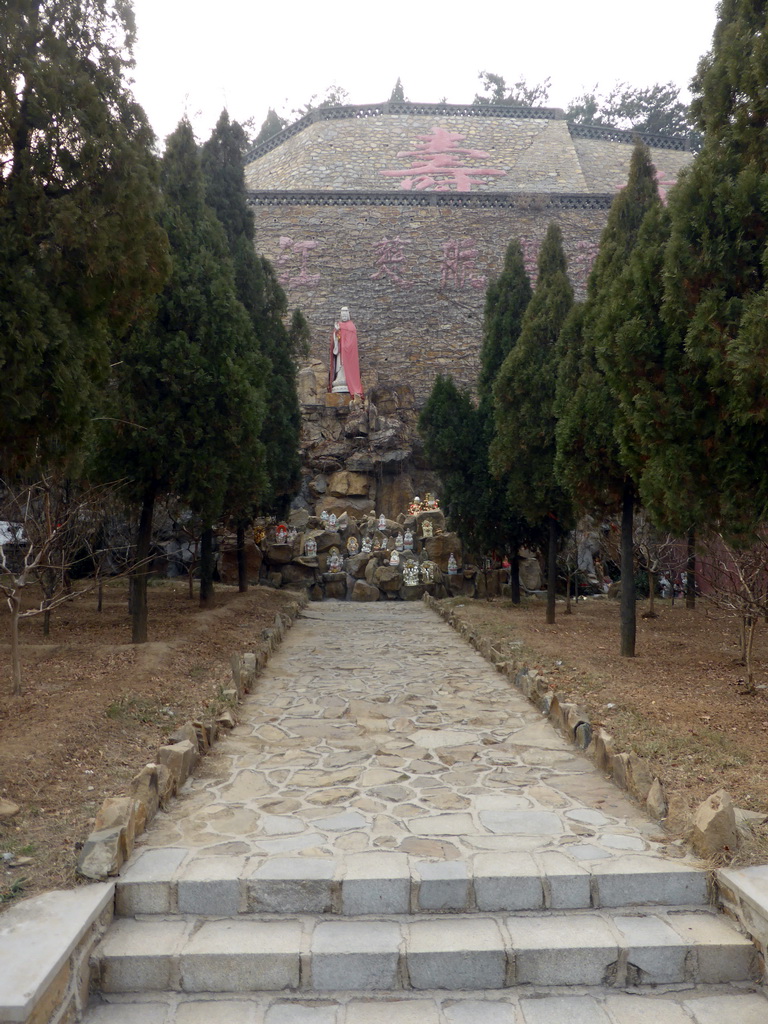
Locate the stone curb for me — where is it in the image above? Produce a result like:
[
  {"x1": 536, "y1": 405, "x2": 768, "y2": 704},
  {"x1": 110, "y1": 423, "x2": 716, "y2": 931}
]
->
[
  {"x1": 422, "y1": 594, "x2": 768, "y2": 979},
  {"x1": 0, "y1": 883, "x2": 114, "y2": 1024},
  {"x1": 76, "y1": 595, "x2": 308, "y2": 884},
  {"x1": 422, "y1": 595, "x2": 670, "y2": 821}
]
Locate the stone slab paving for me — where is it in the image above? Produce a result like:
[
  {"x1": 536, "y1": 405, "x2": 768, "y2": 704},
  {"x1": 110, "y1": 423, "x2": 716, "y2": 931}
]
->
[
  {"x1": 126, "y1": 603, "x2": 705, "y2": 891},
  {"x1": 83, "y1": 986, "x2": 768, "y2": 1024},
  {"x1": 83, "y1": 603, "x2": 768, "y2": 1023}
]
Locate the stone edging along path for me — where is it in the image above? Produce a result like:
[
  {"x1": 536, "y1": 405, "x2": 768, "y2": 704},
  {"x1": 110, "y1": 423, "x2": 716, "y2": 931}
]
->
[
  {"x1": 422, "y1": 594, "x2": 768, "y2": 968},
  {"x1": 75, "y1": 594, "x2": 309, "y2": 883},
  {"x1": 0, "y1": 592, "x2": 308, "y2": 1024}
]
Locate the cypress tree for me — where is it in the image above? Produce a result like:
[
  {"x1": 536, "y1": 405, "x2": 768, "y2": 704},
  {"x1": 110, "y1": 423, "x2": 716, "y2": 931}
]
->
[
  {"x1": 490, "y1": 223, "x2": 574, "y2": 623},
  {"x1": 419, "y1": 240, "x2": 535, "y2": 584},
  {"x1": 657, "y1": 0, "x2": 768, "y2": 537},
  {"x1": 419, "y1": 375, "x2": 484, "y2": 547},
  {"x1": 477, "y1": 241, "x2": 536, "y2": 598},
  {"x1": 556, "y1": 143, "x2": 661, "y2": 655},
  {"x1": 202, "y1": 111, "x2": 303, "y2": 520},
  {"x1": 0, "y1": 0, "x2": 168, "y2": 473},
  {"x1": 99, "y1": 119, "x2": 266, "y2": 638}
]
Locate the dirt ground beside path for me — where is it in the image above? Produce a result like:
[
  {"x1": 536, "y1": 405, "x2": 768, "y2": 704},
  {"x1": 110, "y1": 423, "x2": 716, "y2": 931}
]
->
[
  {"x1": 0, "y1": 581, "x2": 299, "y2": 906},
  {"x1": 448, "y1": 595, "x2": 768, "y2": 840}
]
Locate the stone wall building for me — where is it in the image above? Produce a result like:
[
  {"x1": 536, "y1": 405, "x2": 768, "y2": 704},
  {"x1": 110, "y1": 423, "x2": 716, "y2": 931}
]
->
[
  {"x1": 244, "y1": 102, "x2": 694, "y2": 405},
  {"x1": 243, "y1": 103, "x2": 694, "y2": 522}
]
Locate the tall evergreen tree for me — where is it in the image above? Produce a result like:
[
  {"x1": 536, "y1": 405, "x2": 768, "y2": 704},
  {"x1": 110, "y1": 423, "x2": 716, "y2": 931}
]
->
[
  {"x1": 476, "y1": 241, "x2": 536, "y2": 599},
  {"x1": 566, "y1": 82, "x2": 693, "y2": 136},
  {"x1": 419, "y1": 376, "x2": 485, "y2": 549},
  {"x1": 639, "y1": 0, "x2": 768, "y2": 551},
  {"x1": 419, "y1": 241, "x2": 535, "y2": 585},
  {"x1": 98, "y1": 119, "x2": 266, "y2": 639},
  {"x1": 253, "y1": 108, "x2": 287, "y2": 147},
  {"x1": 201, "y1": 110, "x2": 303, "y2": 519},
  {"x1": 0, "y1": 0, "x2": 168, "y2": 473},
  {"x1": 389, "y1": 79, "x2": 406, "y2": 102},
  {"x1": 556, "y1": 143, "x2": 661, "y2": 655},
  {"x1": 490, "y1": 223, "x2": 573, "y2": 623}
]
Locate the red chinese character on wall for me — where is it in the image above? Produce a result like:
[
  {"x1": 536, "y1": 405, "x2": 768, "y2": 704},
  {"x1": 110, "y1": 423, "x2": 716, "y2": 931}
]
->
[
  {"x1": 276, "y1": 236, "x2": 321, "y2": 288},
  {"x1": 371, "y1": 236, "x2": 411, "y2": 286},
  {"x1": 653, "y1": 167, "x2": 678, "y2": 205},
  {"x1": 381, "y1": 127, "x2": 506, "y2": 192},
  {"x1": 520, "y1": 237, "x2": 540, "y2": 282},
  {"x1": 441, "y1": 239, "x2": 487, "y2": 289},
  {"x1": 571, "y1": 239, "x2": 600, "y2": 278}
]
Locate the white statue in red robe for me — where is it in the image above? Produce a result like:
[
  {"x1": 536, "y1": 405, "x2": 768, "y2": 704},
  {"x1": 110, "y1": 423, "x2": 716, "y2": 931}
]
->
[{"x1": 330, "y1": 306, "x2": 363, "y2": 398}]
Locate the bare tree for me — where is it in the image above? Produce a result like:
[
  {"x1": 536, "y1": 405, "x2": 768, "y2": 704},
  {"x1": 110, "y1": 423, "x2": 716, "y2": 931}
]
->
[
  {"x1": 559, "y1": 532, "x2": 580, "y2": 614},
  {"x1": 0, "y1": 476, "x2": 127, "y2": 695},
  {"x1": 634, "y1": 514, "x2": 681, "y2": 618},
  {"x1": 698, "y1": 531, "x2": 768, "y2": 694}
]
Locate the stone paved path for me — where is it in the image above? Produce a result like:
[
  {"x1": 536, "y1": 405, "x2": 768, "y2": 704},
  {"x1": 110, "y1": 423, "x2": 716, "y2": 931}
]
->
[
  {"x1": 135, "y1": 602, "x2": 688, "y2": 872},
  {"x1": 87, "y1": 602, "x2": 768, "y2": 1023}
]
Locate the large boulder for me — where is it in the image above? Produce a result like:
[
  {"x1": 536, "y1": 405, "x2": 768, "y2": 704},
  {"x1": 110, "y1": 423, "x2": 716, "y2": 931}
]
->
[
  {"x1": 324, "y1": 578, "x2": 347, "y2": 600},
  {"x1": 328, "y1": 470, "x2": 373, "y2": 498},
  {"x1": 263, "y1": 542, "x2": 294, "y2": 566},
  {"x1": 315, "y1": 497, "x2": 376, "y2": 519},
  {"x1": 352, "y1": 580, "x2": 380, "y2": 602},
  {"x1": 309, "y1": 530, "x2": 343, "y2": 553},
  {"x1": 519, "y1": 554, "x2": 542, "y2": 592},
  {"x1": 218, "y1": 533, "x2": 263, "y2": 583},
  {"x1": 424, "y1": 533, "x2": 462, "y2": 572},
  {"x1": 373, "y1": 565, "x2": 402, "y2": 592},
  {"x1": 691, "y1": 789, "x2": 740, "y2": 859},
  {"x1": 345, "y1": 553, "x2": 372, "y2": 579},
  {"x1": 281, "y1": 563, "x2": 317, "y2": 585}
]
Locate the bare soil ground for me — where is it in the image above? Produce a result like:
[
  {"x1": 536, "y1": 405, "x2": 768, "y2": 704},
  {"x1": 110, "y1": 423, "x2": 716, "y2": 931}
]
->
[
  {"x1": 0, "y1": 580, "x2": 299, "y2": 907},
  {"x1": 447, "y1": 594, "x2": 768, "y2": 853}
]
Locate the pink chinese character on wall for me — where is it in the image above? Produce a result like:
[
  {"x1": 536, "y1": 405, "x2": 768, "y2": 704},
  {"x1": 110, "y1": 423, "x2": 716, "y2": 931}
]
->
[
  {"x1": 520, "y1": 237, "x2": 540, "y2": 282},
  {"x1": 571, "y1": 239, "x2": 600, "y2": 278},
  {"x1": 276, "y1": 236, "x2": 321, "y2": 288},
  {"x1": 371, "y1": 236, "x2": 411, "y2": 286},
  {"x1": 381, "y1": 127, "x2": 506, "y2": 192},
  {"x1": 653, "y1": 167, "x2": 678, "y2": 205},
  {"x1": 441, "y1": 239, "x2": 487, "y2": 290}
]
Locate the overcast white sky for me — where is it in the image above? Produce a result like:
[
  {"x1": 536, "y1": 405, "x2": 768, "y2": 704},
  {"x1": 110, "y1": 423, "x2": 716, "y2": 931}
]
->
[{"x1": 129, "y1": 0, "x2": 721, "y2": 146}]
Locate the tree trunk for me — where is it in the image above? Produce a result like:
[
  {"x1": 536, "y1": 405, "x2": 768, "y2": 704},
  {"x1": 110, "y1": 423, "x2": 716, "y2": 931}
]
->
[
  {"x1": 746, "y1": 616, "x2": 759, "y2": 693},
  {"x1": 739, "y1": 615, "x2": 749, "y2": 665},
  {"x1": 620, "y1": 479, "x2": 636, "y2": 657},
  {"x1": 97, "y1": 581, "x2": 103, "y2": 613},
  {"x1": 546, "y1": 515, "x2": 557, "y2": 625},
  {"x1": 199, "y1": 526, "x2": 215, "y2": 608},
  {"x1": 510, "y1": 554, "x2": 521, "y2": 606},
  {"x1": 10, "y1": 593, "x2": 22, "y2": 696},
  {"x1": 236, "y1": 521, "x2": 248, "y2": 593},
  {"x1": 647, "y1": 569, "x2": 657, "y2": 618},
  {"x1": 132, "y1": 481, "x2": 157, "y2": 644},
  {"x1": 686, "y1": 529, "x2": 696, "y2": 609},
  {"x1": 564, "y1": 569, "x2": 573, "y2": 614}
]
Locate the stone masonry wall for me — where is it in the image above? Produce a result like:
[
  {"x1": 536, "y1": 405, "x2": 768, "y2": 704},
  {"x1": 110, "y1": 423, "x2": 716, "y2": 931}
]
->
[
  {"x1": 246, "y1": 117, "x2": 592, "y2": 194},
  {"x1": 250, "y1": 196, "x2": 607, "y2": 403},
  {"x1": 244, "y1": 107, "x2": 695, "y2": 406}
]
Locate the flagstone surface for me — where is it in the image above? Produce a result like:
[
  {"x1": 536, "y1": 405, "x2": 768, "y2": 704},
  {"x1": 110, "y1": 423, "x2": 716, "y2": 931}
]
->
[{"x1": 131, "y1": 603, "x2": 693, "y2": 874}]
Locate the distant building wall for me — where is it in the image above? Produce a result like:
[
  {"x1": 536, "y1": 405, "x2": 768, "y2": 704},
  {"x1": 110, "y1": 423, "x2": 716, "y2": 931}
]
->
[{"x1": 244, "y1": 105, "x2": 694, "y2": 405}]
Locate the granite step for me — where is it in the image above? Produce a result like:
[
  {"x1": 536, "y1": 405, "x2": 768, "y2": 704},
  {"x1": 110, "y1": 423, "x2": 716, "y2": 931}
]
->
[
  {"x1": 95, "y1": 909, "x2": 759, "y2": 995},
  {"x1": 115, "y1": 849, "x2": 711, "y2": 917},
  {"x1": 83, "y1": 985, "x2": 768, "y2": 1023}
]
